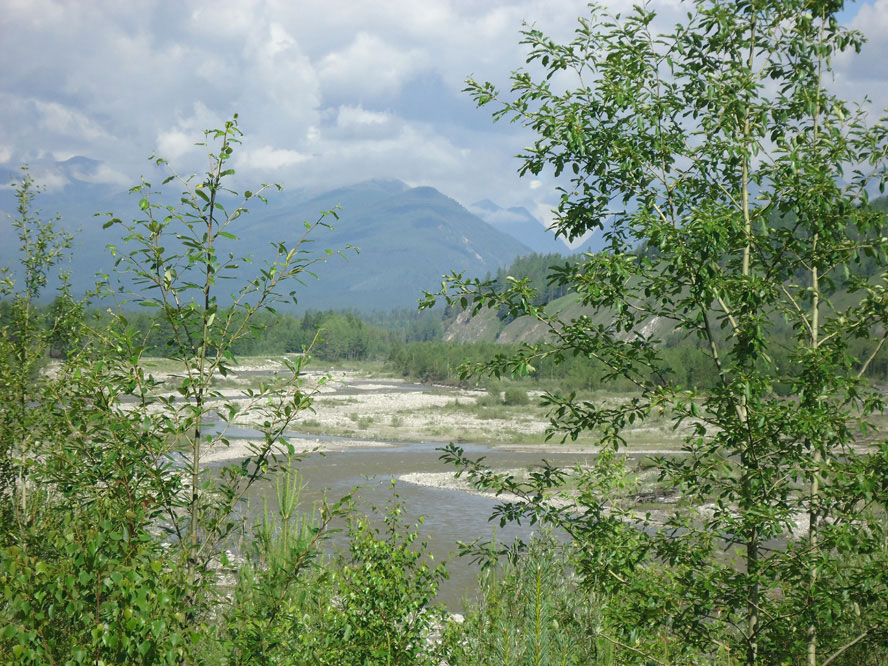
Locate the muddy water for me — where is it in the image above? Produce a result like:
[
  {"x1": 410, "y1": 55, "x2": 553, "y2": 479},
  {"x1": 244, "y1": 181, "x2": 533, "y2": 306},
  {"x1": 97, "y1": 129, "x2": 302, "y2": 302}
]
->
[
  {"x1": 222, "y1": 435, "x2": 596, "y2": 611},
  {"x1": 203, "y1": 370, "x2": 608, "y2": 610}
]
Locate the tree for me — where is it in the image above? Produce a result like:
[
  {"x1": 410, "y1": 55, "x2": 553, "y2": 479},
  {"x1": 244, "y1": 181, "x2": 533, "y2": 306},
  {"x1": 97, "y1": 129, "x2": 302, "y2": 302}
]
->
[
  {"x1": 0, "y1": 119, "x2": 349, "y2": 663},
  {"x1": 0, "y1": 170, "x2": 75, "y2": 528},
  {"x1": 424, "y1": 2, "x2": 888, "y2": 663},
  {"x1": 100, "y1": 114, "x2": 350, "y2": 605}
]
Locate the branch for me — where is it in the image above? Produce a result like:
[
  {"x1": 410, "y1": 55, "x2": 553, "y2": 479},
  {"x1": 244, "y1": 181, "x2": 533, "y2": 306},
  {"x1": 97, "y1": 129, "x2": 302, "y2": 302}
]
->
[
  {"x1": 596, "y1": 632, "x2": 672, "y2": 666},
  {"x1": 858, "y1": 333, "x2": 888, "y2": 379},
  {"x1": 777, "y1": 283, "x2": 813, "y2": 339},
  {"x1": 820, "y1": 627, "x2": 876, "y2": 666}
]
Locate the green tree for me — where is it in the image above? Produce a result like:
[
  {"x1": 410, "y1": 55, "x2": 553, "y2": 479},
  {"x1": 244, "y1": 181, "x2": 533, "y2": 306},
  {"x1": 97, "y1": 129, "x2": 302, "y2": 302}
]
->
[
  {"x1": 0, "y1": 170, "x2": 75, "y2": 530},
  {"x1": 0, "y1": 119, "x2": 347, "y2": 664},
  {"x1": 101, "y1": 114, "x2": 347, "y2": 607},
  {"x1": 425, "y1": 2, "x2": 888, "y2": 663}
]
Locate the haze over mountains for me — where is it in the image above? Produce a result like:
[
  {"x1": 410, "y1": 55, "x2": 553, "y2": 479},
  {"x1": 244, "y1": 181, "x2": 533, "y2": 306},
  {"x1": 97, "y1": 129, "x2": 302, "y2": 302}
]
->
[
  {"x1": 0, "y1": 166, "x2": 583, "y2": 311},
  {"x1": 469, "y1": 199, "x2": 571, "y2": 255}
]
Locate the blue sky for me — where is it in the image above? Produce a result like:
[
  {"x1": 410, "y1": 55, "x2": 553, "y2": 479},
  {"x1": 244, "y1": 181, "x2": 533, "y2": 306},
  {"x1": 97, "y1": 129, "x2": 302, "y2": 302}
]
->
[{"x1": 1, "y1": 0, "x2": 886, "y2": 231}]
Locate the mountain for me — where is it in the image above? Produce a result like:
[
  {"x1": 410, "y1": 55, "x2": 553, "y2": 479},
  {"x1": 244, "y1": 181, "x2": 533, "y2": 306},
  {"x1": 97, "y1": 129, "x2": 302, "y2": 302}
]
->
[
  {"x1": 0, "y1": 170, "x2": 532, "y2": 311},
  {"x1": 249, "y1": 180, "x2": 533, "y2": 310},
  {"x1": 469, "y1": 199, "x2": 571, "y2": 255}
]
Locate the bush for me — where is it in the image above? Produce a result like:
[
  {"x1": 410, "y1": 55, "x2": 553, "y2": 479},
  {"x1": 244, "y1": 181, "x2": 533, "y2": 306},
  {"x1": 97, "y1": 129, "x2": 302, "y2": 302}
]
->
[
  {"x1": 502, "y1": 387, "x2": 529, "y2": 406},
  {"x1": 278, "y1": 498, "x2": 450, "y2": 665},
  {"x1": 441, "y1": 534, "x2": 684, "y2": 665}
]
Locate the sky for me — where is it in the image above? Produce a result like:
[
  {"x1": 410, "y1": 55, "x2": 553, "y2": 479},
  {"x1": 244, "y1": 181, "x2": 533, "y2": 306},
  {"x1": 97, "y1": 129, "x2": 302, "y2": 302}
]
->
[{"x1": 1, "y1": 0, "x2": 886, "y2": 231}]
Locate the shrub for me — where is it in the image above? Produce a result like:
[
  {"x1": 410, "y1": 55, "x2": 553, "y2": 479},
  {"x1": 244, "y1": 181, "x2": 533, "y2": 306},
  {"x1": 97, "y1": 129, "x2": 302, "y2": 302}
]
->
[{"x1": 502, "y1": 387, "x2": 529, "y2": 406}]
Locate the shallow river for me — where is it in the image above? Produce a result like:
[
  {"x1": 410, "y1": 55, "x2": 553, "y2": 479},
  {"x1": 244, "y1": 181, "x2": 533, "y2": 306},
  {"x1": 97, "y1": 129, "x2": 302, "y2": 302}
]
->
[{"x1": 217, "y1": 433, "x2": 598, "y2": 611}]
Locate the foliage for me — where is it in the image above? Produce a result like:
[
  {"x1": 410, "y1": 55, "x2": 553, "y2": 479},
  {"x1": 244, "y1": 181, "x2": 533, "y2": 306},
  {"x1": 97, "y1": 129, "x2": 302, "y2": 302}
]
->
[
  {"x1": 0, "y1": 121, "x2": 345, "y2": 663},
  {"x1": 221, "y1": 464, "x2": 345, "y2": 665},
  {"x1": 486, "y1": 253, "x2": 580, "y2": 323},
  {"x1": 223, "y1": 494, "x2": 450, "y2": 666},
  {"x1": 98, "y1": 115, "x2": 341, "y2": 581},
  {"x1": 444, "y1": 533, "x2": 683, "y2": 666},
  {"x1": 0, "y1": 172, "x2": 196, "y2": 664},
  {"x1": 424, "y1": 2, "x2": 888, "y2": 664},
  {"x1": 502, "y1": 387, "x2": 530, "y2": 406},
  {"x1": 304, "y1": 498, "x2": 449, "y2": 665},
  {"x1": 0, "y1": 171, "x2": 75, "y2": 531}
]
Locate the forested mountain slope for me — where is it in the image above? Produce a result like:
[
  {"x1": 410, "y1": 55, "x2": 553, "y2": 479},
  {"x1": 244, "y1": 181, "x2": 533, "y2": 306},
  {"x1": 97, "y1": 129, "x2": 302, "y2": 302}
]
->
[{"x1": 0, "y1": 170, "x2": 531, "y2": 311}]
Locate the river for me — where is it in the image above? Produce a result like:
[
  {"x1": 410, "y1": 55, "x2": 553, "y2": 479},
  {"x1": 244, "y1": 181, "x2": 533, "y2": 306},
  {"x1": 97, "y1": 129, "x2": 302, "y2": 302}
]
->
[{"x1": 209, "y1": 431, "x2": 598, "y2": 610}]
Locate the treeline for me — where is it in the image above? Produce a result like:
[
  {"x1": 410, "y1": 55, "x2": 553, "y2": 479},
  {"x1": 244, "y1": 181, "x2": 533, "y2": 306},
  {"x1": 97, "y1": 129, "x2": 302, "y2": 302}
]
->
[
  {"x1": 7, "y1": 297, "x2": 887, "y2": 391},
  {"x1": 386, "y1": 338, "x2": 766, "y2": 391},
  {"x1": 456, "y1": 253, "x2": 581, "y2": 325},
  {"x1": 485, "y1": 252, "x2": 580, "y2": 305},
  {"x1": 43, "y1": 307, "x2": 443, "y2": 362}
]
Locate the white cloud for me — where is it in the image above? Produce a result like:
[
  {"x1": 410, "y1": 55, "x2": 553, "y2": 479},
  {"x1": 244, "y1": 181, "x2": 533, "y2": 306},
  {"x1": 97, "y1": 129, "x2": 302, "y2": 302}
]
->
[
  {"x1": 155, "y1": 103, "x2": 224, "y2": 165},
  {"x1": 319, "y1": 32, "x2": 426, "y2": 98},
  {"x1": 336, "y1": 106, "x2": 392, "y2": 127},
  {"x1": 331, "y1": 105, "x2": 400, "y2": 141},
  {"x1": 483, "y1": 209, "x2": 529, "y2": 225},
  {"x1": 22, "y1": 166, "x2": 71, "y2": 192},
  {"x1": 0, "y1": 0, "x2": 884, "y2": 222},
  {"x1": 533, "y1": 202, "x2": 557, "y2": 232},
  {"x1": 237, "y1": 146, "x2": 312, "y2": 171},
  {"x1": 72, "y1": 162, "x2": 131, "y2": 187},
  {"x1": 34, "y1": 100, "x2": 109, "y2": 141},
  {"x1": 156, "y1": 130, "x2": 195, "y2": 162}
]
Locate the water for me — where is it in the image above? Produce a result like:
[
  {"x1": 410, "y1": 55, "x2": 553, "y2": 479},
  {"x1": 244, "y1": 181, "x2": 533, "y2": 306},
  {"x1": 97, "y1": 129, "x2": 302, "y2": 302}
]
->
[{"x1": 218, "y1": 435, "x2": 597, "y2": 610}]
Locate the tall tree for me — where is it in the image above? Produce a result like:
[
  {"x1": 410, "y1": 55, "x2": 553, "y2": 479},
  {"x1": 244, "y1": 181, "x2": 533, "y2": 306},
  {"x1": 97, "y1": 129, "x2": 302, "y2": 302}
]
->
[
  {"x1": 425, "y1": 2, "x2": 888, "y2": 663},
  {"x1": 0, "y1": 121, "x2": 348, "y2": 664}
]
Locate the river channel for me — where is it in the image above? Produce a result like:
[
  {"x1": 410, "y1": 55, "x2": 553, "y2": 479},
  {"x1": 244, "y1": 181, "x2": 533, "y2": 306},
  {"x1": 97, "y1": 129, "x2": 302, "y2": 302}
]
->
[
  {"x1": 212, "y1": 432, "x2": 597, "y2": 611},
  {"x1": 192, "y1": 365, "x2": 672, "y2": 611}
]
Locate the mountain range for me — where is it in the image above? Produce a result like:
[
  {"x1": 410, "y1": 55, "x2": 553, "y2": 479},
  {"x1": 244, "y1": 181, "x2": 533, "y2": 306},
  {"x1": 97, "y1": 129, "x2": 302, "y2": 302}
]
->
[
  {"x1": 0, "y1": 166, "x2": 574, "y2": 311},
  {"x1": 469, "y1": 199, "x2": 572, "y2": 255}
]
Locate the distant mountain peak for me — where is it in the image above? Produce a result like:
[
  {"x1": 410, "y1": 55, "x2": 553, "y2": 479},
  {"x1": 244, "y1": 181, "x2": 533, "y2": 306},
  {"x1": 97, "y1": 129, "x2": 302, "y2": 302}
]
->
[
  {"x1": 471, "y1": 199, "x2": 502, "y2": 212},
  {"x1": 409, "y1": 185, "x2": 439, "y2": 197},
  {"x1": 507, "y1": 205, "x2": 535, "y2": 217},
  {"x1": 362, "y1": 177, "x2": 409, "y2": 191},
  {"x1": 61, "y1": 155, "x2": 102, "y2": 170},
  {"x1": 471, "y1": 198, "x2": 570, "y2": 255}
]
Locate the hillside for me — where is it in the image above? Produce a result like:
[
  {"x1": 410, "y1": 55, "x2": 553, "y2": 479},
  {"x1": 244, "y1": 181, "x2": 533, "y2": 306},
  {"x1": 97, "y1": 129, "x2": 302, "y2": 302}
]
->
[
  {"x1": 0, "y1": 171, "x2": 532, "y2": 311},
  {"x1": 443, "y1": 291, "x2": 673, "y2": 344},
  {"x1": 442, "y1": 196, "x2": 888, "y2": 346}
]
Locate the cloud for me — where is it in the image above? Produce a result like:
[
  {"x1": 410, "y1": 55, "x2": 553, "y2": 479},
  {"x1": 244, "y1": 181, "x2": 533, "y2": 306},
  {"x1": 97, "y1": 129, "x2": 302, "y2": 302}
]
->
[
  {"x1": 479, "y1": 208, "x2": 531, "y2": 226},
  {"x1": 1, "y1": 0, "x2": 885, "y2": 224},
  {"x1": 33, "y1": 100, "x2": 109, "y2": 141},
  {"x1": 319, "y1": 32, "x2": 426, "y2": 99},
  {"x1": 532, "y1": 203, "x2": 557, "y2": 233},
  {"x1": 237, "y1": 146, "x2": 312, "y2": 171},
  {"x1": 843, "y1": 0, "x2": 888, "y2": 84},
  {"x1": 156, "y1": 130, "x2": 196, "y2": 162},
  {"x1": 154, "y1": 103, "x2": 225, "y2": 168},
  {"x1": 337, "y1": 106, "x2": 392, "y2": 127}
]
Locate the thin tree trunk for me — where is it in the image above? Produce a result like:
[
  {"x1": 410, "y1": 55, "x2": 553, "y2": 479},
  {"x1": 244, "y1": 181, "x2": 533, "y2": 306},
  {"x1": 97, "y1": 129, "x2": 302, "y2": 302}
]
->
[{"x1": 807, "y1": 10, "x2": 827, "y2": 662}]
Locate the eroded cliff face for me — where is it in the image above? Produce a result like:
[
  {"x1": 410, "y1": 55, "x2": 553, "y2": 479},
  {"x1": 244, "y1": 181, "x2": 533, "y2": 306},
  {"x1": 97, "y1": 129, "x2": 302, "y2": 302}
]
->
[
  {"x1": 443, "y1": 295, "x2": 670, "y2": 346},
  {"x1": 443, "y1": 308, "x2": 501, "y2": 343}
]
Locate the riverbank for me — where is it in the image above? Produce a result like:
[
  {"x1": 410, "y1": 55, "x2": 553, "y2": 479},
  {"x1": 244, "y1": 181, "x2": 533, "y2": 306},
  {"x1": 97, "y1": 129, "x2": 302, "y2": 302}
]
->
[
  {"x1": 397, "y1": 470, "x2": 673, "y2": 524},
  {"x1": 199, "y1": 435, "x2": 395, "y2": 464}
]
